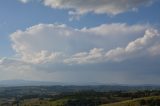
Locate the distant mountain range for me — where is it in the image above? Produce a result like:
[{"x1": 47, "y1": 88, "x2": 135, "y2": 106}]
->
[
  {"x1": 0, "y1": 80, "x2": 109, "y2": 87},
  {"x1": 0, "y1": 80, "x2": 65, "y2": 87},
  {"x1": 0, "y1": 80, "x2": 160, "y2": 87}
]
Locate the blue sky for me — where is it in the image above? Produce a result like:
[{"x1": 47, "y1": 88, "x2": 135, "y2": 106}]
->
[{"x1": 0, "y1": 0, "x2": 160, "y2": 84}]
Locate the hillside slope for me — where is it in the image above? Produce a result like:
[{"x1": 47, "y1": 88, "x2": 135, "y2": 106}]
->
[{"x1": 101, "y1": 96, "x2": 160, "y2": 106}]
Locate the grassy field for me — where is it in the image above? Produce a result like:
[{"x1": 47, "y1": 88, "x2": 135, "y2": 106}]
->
[
  {"x1": 101, "y1": 96, "x2": 160, "y2": 106},
  {"x1": 9, "y1": 96, "x2": 160, "y2": 106},
  {"x1": 12, "y1": 98, "x2": 68, "y2": 106}
]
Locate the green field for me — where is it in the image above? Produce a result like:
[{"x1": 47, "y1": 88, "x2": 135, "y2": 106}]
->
[
  {"x1": 8, "y1": 96, "x2": 160, "y2": 106},
  {"x1": 101, "y1": 96, "x2": 160, "y2": 106},
  {"x1": 12, "y1": 98, "x2": 68, "y2": 106}
]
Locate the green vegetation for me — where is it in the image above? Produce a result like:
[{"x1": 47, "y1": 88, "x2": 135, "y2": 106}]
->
[
  {"x1": 101, "y1": 96, "x2": 160, "y2": 106},
  {"x1": 0, "y1": 86, "x2": 160, "y2": 106},
  {"x1": 9, "y1": 95, "x2": 160, "y2": 106}
]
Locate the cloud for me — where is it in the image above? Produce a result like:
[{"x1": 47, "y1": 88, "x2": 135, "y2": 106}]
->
[
  {"x1": 10, "y1": 23, "x2": 160, "y2": 64},
  {"x1": 44, "y1": 0, "x2": 153, "y2": 15},
  {"x1": 105, "y1": 29, "x2": 160, "y2": 62},
  {"x1": 18, "y1": 0, "x2": 153, "y2": 17},
  {"x1": 1, "y1": 23, "x2": 160, "y2": 83},
  {"x1": 149, "y1": 44, "x2": 160, "y2": 55},
  {"x1": 0, "y1": 57, "x2": 63, "y2": 81},
  {"x1": 0, "y1": 58, "x2": 33, "y2": 80},
  {"x1": 0, "y1": 56, "x2": 160, "y2": 84},
  {"x1": 64, "y1": 29, "x2": 160, "y2": 64},
  {"x1": 64, "y1": 48, "x2": 105, "y2": 64},
  {"x1": 18, "y1": 0, "x2": 31, "y2": 3},
  {"x1": 10, "y1": 24, "x2": 69, "y2": 64}
]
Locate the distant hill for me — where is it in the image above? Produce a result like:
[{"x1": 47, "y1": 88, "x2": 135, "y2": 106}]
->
[
  {"x1": 0, "y1": 80, "x2": 160, "y2": 91},
  {"x1": 0, "y1": 80, "x2": 64, "y2": 87},
  {"x1": 0, "y1": 80, "x2": 110, "y2": 87}
]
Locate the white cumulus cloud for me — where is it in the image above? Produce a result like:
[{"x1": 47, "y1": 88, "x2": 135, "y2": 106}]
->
[
  {"x1": 64, "y1": 48, "x2": 105, "y2": 64},
  {"x1": 10, "y1": 23, "x2": 160, "y2": 64},
  {"x1": 18, "y1": 0, "x2": 153, "y2": 16},
  {"x1": 64, "y1": 29, "x2": 160, "y2": 64},
  {"x1": 105, "y1": 29, "x2": 160, "y2": 62}
]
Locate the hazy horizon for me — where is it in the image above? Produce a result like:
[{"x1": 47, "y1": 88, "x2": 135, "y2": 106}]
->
[{"x1": 0, "y1": 0, "x2": 160, "y2": 85}]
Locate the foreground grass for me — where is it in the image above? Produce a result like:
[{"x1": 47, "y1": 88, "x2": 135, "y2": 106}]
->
[{"x1": 101, "y1": 96, "x2": 160, "y2": 106}]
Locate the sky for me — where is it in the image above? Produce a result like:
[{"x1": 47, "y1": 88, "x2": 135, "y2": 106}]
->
[{"x1": 0, "y1": 0, "x2": 160, "y2": 85}]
